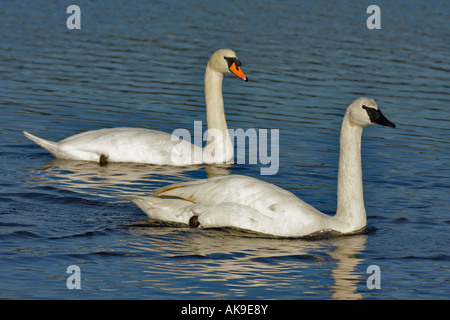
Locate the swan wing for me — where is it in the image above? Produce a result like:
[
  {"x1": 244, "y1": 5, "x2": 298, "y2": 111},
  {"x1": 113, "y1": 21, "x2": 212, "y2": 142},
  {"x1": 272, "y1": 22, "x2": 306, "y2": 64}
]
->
[
  {"x1": 126, "y1": 175, "x2": 332, "y2": 237},
  {"x1": 56, "y1": 127, "x2": 200, "y2": 165},
  {"x1": 121, "y1": 195, "x2": 193, "y2": 224},
  {"x1": 153, "y1": 175, "x2": 315, "y2": 215},
  {"x1": 155, "y1": 175, "x2": 328, "y2": 232},
  {"x1": 122, "y1": 193, "x2": 273, "y2": 237}
]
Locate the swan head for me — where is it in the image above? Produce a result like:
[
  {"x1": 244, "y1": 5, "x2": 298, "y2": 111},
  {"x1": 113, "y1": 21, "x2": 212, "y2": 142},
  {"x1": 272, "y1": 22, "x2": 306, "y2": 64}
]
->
[
  {"x1": 346, "y1": 97, "x2": 396, "y2": 128},
  {"x1": 208, "y1": 49, "x2": 248, "y2": 81}
]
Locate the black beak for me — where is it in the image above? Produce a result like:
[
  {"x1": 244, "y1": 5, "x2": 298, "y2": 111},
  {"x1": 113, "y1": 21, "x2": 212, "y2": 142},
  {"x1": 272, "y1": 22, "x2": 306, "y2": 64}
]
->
[{"x1": 363, "y1": 106, "x2": 396, "y2": 128}]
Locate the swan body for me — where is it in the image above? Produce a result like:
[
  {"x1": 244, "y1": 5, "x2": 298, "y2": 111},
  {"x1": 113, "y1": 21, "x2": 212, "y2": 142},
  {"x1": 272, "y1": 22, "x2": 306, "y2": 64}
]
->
[
  {"x1": 24, "y1": 49, "x2": 248, "y2": 165},
  {"x1": 124, "y1": 97, "x2": 396, "y2": 237},
  {"x1": 24, "y1": 128, "x2": 201, "y2": 165}
]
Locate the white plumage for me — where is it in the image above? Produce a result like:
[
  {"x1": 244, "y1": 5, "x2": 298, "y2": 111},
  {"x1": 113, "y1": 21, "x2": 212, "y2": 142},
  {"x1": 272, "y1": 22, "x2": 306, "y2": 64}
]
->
[
  {"x1": 24, "y1": 49, "x2": 248, "y2": 165},
  {"x1": 124, "y1": 97, "x2": 396, "y2": 237}
]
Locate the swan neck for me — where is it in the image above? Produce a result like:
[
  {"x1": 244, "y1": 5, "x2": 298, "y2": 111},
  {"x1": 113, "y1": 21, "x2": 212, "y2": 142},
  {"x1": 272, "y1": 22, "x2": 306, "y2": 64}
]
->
[
  {"x1": 203, "y1": 63, "x2": 233, "y2": 162},
  {"x1": 335, "y1": 115, "x2": 366, "y2": 231},
  {"x1": 205, "y1": 64, "x2": 226, "y2": 132}
]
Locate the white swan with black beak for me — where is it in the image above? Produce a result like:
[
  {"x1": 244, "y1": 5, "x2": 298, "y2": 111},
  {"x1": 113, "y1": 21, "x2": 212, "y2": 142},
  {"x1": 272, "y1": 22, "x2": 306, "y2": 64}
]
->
[
  {"x1": 123, "y1": 97, "x2": 396, "y2": 237},
  {"x1": 23, "y1": 49, "x2": 248, "y2": 165}
]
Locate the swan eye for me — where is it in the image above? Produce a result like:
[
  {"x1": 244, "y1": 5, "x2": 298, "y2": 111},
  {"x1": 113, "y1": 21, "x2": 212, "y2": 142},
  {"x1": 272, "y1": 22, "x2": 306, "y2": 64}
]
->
[
  {"x1": 362, "y1": 105, "x2": 374, "y2": 113},
  {"x1": 362, "y1": 105, "x2": 373, "y2": 116},
  {"x1": 224, "y1": 57, "x2": 241, "y2": 68},
  {"x1": 362, "y1": 105, "x2": 396, "y2": 128}
]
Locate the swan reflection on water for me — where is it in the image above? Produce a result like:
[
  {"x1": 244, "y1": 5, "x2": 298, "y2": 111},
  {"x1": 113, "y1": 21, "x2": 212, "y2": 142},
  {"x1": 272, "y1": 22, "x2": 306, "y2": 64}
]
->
[
  {"x1": 28, "y1": 158, "x2": 231, "y2": 199},
  {"x1": 127, "y1": 224, "x2": 368, "y2": 300}
]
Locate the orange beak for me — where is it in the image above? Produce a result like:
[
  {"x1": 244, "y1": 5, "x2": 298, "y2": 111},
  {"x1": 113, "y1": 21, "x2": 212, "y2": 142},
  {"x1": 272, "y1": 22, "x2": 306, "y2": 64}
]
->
[{"x1": 229, "y1": 62, "x2": 248, "y2": 82}]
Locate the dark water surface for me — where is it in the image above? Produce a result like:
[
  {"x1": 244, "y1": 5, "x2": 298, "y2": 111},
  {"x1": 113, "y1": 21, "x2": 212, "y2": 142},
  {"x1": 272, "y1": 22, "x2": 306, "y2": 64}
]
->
[{"x1": 1, "y1": 1, "x2": 449, "y2": 299}]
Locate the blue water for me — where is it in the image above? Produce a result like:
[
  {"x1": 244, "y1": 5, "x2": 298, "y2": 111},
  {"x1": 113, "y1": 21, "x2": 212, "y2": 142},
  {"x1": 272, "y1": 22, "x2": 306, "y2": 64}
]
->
[{"x1": 1, "y1": 0, "x2": 449, "y2": 300}]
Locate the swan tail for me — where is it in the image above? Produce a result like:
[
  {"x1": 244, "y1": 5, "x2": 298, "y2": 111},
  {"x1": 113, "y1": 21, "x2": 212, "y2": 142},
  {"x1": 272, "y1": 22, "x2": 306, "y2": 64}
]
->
[
  {"x1": 121, "y1": 195, "x2": 193, "y2": 224},
  {"x1": 23, "y1": 131, "x2": 64, "y2": 158}
]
